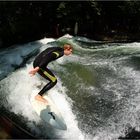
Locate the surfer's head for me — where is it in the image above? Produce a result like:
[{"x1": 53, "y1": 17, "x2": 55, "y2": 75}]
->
[{"x1": 63, "y1": 43, "x2": 73, "y2": 55}]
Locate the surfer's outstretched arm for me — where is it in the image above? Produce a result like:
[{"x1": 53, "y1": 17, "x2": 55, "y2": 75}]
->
[{"x1": 29, "y1": 66, "x2": 40, "y2": 76}]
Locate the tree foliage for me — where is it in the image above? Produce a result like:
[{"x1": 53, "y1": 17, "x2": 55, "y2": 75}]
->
[{"x1": 0, "y1": 1, "x2": 140, "y2": 47}]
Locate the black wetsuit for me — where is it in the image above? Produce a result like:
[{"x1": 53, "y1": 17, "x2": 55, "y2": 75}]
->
[{"x1": 33, "y1": 47, "x2": 64, "y2": 96}]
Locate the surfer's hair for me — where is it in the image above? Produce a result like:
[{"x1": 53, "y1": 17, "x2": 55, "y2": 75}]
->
[{"x1": 63, "y1": 43, "x2": 73, "y2": 50}]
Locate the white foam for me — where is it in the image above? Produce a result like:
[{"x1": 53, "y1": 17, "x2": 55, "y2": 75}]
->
[
  {"x1": 47, "y1": 80, "x2": 84, "y2": 139},
  {"x1": 38, "y1": 37, "x2": 55, "y2": 45},
  {"x1": 5, "y1": 62, "x2": 84, "y2": 139},
  {"x1": 63, "y1": 34, "x2": 73, "y2": 38}
]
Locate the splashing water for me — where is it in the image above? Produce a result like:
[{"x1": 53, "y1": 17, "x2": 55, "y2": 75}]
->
[{"x1": 1, "y1": 35, "x2": 140, "y2": 139}]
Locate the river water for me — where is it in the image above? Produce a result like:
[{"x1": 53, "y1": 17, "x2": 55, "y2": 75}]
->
[{"x1": 0, "y1": 35, "x2": 140, "y2": 139}]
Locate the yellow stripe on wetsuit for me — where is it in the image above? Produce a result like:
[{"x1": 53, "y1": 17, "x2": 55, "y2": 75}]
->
[
  {"x1": 52, "y1": 52, "x2": 59, "y2": 58},
  {"x1": 40, "y1": 68, "x2": 56, "y2": 82}
]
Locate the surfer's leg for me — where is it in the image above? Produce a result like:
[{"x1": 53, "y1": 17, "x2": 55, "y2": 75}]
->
[
  {"x1": 38, "y1": 67, "x2": 57, "y2": 95},
  {"x1": 35, "y1": 68, "x2": 57, "y2": 104}
]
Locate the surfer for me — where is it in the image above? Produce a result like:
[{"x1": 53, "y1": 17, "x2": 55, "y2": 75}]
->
[{"x1": 29, "y1": 44, "x2": 73, "y2": 105}]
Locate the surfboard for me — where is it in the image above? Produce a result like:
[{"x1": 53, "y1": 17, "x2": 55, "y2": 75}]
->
[{"x1": 30, "y1": 94, "x2": 67, "y2": 130}]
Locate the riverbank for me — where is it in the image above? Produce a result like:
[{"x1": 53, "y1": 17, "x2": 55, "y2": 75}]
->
[{"x1": 81, "y1": 31, "x2": 140, "y2": 43}]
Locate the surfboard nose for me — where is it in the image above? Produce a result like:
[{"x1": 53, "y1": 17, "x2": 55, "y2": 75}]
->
[
  {"x1": 50, "y1": 116, "x2": 67, "y2": 130},
  {"x1": 61, "y1": 123, "x2": 67, "y2": 130},
  {"x1": 59, "y1": 121, "x2": 67, "y2": 130}
]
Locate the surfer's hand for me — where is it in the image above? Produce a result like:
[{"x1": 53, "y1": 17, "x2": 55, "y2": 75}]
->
[
  {"x1": 29, "y1": 70, "x2": 36, "y2": 76},
  {"x1": 29, "y1": 67, "x2": 39, "y2": 76}
]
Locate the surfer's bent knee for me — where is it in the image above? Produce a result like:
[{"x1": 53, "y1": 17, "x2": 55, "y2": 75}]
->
[
  {"x1": 52, "y1": 78, "x2": 57, "y2": 85},
  {"x1": 38, "y1": 78, "x2": 57, "y2": 96},
  {"x1": 35, "y1": 67, "x2": 57, "y2": 96}
]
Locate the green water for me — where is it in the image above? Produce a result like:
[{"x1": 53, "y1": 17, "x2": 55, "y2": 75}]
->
[{"x1": 55, "y1": 39, "x2": 140, "y2": 137}]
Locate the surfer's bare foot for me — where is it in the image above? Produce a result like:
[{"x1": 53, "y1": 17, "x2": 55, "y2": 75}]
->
[{"x1": 35, "y1": 94, "x2": 48, "y2": 105}]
